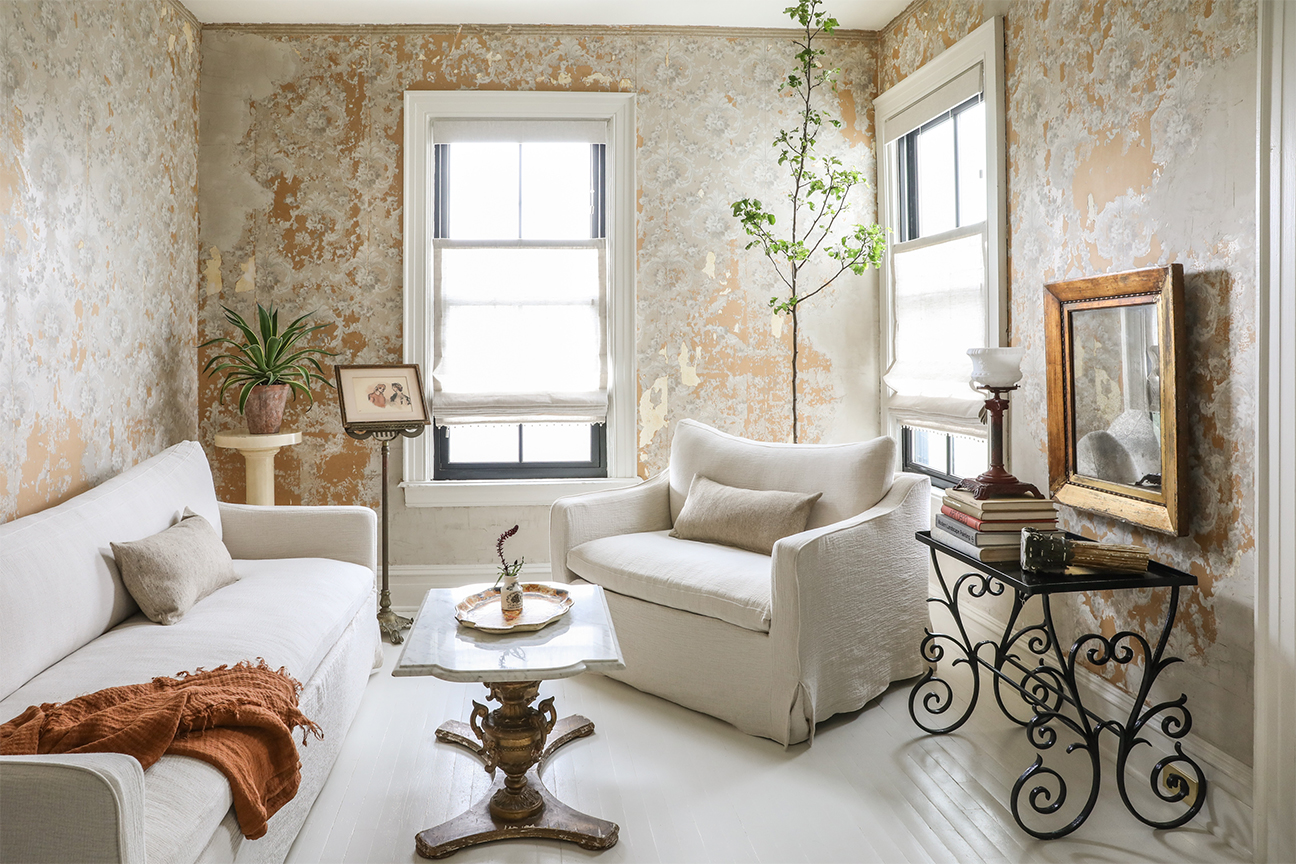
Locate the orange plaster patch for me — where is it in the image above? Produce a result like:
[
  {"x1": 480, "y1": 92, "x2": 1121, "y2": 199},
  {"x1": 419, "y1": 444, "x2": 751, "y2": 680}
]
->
[
  {"x1": 1071, "y1": 116, "x2": 1157, "y2": 217},
  {"x1": 16, "y1": 414, "x2": 89, "y2": 518},
  {"x1": 835, "y1": 89, "x2": 871, "y2": 149}
]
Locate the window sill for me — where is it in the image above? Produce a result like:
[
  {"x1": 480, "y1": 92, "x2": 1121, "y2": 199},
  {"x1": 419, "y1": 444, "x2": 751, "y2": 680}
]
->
[{"x1": 401, "y1": 477, "x2": 640, "y2": 508}]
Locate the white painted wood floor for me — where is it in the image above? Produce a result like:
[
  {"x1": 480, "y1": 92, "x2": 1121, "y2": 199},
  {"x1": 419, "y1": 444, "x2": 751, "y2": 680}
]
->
[{"x1": 288, "y1": 642, "x2": 1249, "y2": 864}]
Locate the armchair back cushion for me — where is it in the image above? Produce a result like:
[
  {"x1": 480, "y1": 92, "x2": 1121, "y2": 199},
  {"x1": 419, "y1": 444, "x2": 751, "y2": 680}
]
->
[
  {"x1": 0, "y1": 441, "x2": 222, "y2": 702},
  {"x1": 670, "y1": 475, "x2": 821, "y2": 555},
  {"x1": 668, "y1": 419, "x2": 896, "y2": 530}
]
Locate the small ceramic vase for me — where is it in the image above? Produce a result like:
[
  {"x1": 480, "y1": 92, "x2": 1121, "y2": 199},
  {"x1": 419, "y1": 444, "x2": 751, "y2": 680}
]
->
[{"x1": 501, "y1": 573, "x2": 523, "y2": 621}]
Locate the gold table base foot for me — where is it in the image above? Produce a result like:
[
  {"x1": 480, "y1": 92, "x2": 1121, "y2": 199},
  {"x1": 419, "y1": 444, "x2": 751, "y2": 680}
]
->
[
  {"x1": 378, "y1": 608, "x2": 413, "y2": 645},
  {"x1": 417, "y1": 714, "x2": 618, "y2": 858}
]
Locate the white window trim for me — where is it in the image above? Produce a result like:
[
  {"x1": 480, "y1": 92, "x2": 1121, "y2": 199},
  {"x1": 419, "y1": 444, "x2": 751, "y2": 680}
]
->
[
  {"x1": 401, "y1": 91, "x2": 638, "y2": 507},
  {"x1": 875, "y1": 17, "x2": 1008, "y2": 449}
]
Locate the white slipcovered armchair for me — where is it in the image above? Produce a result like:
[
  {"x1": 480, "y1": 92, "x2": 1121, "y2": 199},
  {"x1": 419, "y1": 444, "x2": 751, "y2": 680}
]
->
[{"x1": 550, "y1": 419, "x2": 931, "y2": 746}]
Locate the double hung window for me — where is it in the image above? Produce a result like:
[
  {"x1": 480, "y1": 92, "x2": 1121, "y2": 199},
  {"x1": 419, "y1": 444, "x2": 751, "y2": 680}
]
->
[
  {"x1": 432, "y1": 132, "x2": 607, "y2": 479},
  {"x1": 402, "y1": 92, "x2": 637, "y2": 504},
  {"x1": 875, "y1": 20, "x2": 1006, "y2": 487}
]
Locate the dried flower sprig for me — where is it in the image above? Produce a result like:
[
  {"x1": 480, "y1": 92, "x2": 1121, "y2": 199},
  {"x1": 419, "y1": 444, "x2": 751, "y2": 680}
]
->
[{"x1": 495, "y1": 525, "x2": 524, "y2": 586}]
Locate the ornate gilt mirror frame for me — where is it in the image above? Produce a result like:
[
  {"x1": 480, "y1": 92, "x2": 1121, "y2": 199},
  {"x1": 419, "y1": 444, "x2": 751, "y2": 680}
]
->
[{"x1": 1044, "y1": 264, "x2": 1187, "y2": 535}]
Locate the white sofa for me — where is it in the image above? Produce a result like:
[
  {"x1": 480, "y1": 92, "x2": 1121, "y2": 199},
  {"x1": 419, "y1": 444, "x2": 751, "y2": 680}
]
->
[
  {"x1": 551, "y1": 420, "x2": 931, "y2": 746},
  {"x1": 0, "y1": 441, "x2": 381, "y2": 864}
]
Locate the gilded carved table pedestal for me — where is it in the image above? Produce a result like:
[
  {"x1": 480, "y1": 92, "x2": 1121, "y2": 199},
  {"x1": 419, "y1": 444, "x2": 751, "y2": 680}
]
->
[{"x1": 393, "y1": 584, "x2": 625, "y2": 859}]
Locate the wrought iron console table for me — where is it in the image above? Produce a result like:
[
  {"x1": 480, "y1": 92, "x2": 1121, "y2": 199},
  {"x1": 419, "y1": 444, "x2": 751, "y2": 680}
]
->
[{"x1": 908, "y1": 530, "x2": 1206, "y2": 839}]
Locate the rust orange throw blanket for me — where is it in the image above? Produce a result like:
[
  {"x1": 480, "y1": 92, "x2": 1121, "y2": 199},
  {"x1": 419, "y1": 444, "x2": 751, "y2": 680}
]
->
[{"x1": 0, "y1": 659, "x2": 321, "y2": 840}]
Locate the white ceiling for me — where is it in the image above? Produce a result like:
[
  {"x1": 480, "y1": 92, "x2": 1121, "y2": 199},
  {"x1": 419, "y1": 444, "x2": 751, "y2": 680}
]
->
[{"x1": 180, "y1": 0, "x2": 912, "y2": 31}]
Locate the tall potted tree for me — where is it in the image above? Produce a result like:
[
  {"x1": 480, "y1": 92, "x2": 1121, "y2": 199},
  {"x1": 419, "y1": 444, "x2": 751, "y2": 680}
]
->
[
  {"x1": 200, "y1": 303, "x2": 337, "y2": 434},
  {"x1": 732, "y1": 0, "x2": 886, "y2": 442}
]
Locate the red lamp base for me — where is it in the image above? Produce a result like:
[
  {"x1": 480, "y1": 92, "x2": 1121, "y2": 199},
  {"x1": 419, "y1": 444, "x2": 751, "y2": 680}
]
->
[
  {"x1": 955, "y1": 384, "x2": 1046, "y2": 501},
  {"x1": 954, "y1": 470, "x2": 1045, "y2": 501}
]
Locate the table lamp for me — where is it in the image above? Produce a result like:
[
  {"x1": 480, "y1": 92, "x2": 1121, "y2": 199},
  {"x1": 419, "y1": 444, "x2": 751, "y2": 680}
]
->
[{"x1": 954, "y1": 347, "x2": 1045, "y2": 500}]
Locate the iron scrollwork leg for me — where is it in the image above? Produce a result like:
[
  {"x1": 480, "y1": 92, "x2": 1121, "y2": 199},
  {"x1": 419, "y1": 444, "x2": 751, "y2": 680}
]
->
[
  {"x1": 1010, "y1": 595, "x2": 1103, "y2": 840},
  {"x1": 1010, "y1": 588, "x2": 1205, "y2": 838},
  {"x1": 909, "y1": 549, "x2": 1006, "y2": 734},
  {"x1": 1112, "y1": 585, "x2": 1207, "y2": 828}
]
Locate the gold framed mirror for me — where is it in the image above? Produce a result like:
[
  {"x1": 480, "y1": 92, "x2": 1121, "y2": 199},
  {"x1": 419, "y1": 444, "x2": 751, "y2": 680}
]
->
[{"x1": 1044, "y1": 264, "x2": 1186, "y2": 535}]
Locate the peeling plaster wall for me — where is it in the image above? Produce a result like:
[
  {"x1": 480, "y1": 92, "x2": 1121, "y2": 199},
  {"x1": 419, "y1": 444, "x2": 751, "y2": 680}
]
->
[
  {"x1": 2, "y1": 0, "x2": 201, "y2": 522},
  {"x1": 196, "y1": 26, "x2": 882, "y2": 566},
  {"x1": 881, "y1": 0, "x2": 1258, "y2": 764}
]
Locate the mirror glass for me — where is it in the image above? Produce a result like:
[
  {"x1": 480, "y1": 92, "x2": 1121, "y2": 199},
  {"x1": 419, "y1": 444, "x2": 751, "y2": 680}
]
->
[{"x1": 1070, "y1": 303, "x2": 1161, "y2": 488}]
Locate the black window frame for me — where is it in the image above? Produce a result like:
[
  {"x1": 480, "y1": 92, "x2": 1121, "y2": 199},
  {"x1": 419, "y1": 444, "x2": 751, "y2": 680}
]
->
[
  {"x1": 902, "y1": 426, "x2": 962, "y2": 489},
  {"x1": 896, "y1": 93, "x2": 983, "y2": 244},
  {"x1": 896, "y1": 93, "x2": 988, "y2": 482},
  {"x1": 434, "y1": 423, "x2": 607, "y2": 480},
  {"x1": 432, "y1": 141, "x2": 608, "y2": 480}
]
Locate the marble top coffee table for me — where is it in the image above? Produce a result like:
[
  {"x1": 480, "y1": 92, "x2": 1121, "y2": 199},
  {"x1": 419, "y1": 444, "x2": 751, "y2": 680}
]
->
[{"x1": 393, "y1": 583, "x2": 625, "y2": 859}]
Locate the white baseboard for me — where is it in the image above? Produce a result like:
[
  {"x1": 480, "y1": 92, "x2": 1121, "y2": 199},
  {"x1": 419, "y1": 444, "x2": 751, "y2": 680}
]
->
[
  {"x1": 953, "y1": 597, "x2": 1253, "y2": 854},
  {"x1": 386, "y1": 562, "x2": 553, "y2": 610}
]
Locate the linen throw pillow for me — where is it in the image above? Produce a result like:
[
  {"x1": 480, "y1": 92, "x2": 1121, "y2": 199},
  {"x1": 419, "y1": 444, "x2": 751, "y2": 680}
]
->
[
  {"x1": 670, "y1": 475, "x2": 823, "y2": 555},
  {"x1": 111, "y1": 509, "x2": 238, "y2": 625}
]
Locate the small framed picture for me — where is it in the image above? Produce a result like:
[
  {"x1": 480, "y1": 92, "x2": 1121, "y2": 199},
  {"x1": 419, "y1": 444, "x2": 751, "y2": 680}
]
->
[{"x1": 335, "y1": 364, "x2": 430, "y2": 429}]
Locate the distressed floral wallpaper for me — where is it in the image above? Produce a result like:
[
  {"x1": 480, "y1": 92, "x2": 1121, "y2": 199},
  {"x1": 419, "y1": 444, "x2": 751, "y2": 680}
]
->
[
  {"x1": 883, "y1": 0, "x2": 1258, "y2": 765},
  {"x1": 2, "y1": 0, "x2": 201, "y2": 522},
  {"x1": 196, "y1": 25, "x2": 882, "y2": 566},
  {"x1": 3, "y1": 0, "x2": 1260, "y2": 774}
]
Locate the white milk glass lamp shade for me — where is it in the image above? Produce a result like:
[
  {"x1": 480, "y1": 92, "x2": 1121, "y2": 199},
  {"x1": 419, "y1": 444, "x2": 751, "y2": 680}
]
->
[{"x1": 967, "y1": 347, "x2": 1025, "y2": 388}]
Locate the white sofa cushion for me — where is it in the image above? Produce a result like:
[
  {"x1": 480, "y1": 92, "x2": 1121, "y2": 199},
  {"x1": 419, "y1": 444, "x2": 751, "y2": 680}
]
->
[
  {"x1": 568, "y1": 530, "x2": 772, "y2": 633},
  {"x1": 0, "y1": 557, "x2": 373, "y2": 722},
  {"x1": 667, "y1": 419, "x2": 895, "y2": 530},
  {"x1": 0, "y1": 441, "x2": 222, "y2": 702}
]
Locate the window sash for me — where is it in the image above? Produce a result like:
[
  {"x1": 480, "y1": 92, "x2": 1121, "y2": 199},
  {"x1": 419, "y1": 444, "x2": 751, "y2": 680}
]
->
[{"x1": 434, "y1": 424, "x2": 607, "y2": 480}]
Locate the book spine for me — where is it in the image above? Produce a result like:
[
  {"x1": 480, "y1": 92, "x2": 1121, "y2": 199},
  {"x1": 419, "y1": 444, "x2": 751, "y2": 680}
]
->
[
  {"x1": 934, "y1": 515, "x2": 981, "y2": 546},
  {"x1": 939, "y1": 505, "x2": 985, "y2": 530},
  {"x1": 930, "y1": 527, "x2": 1001, "y2": 561},
  {"x1": 939, "y1": 505, "x2": 1058, "y2": 531}
]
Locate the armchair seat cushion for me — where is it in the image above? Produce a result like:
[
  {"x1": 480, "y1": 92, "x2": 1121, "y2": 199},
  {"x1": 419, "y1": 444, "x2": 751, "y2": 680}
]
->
[{"x1": 567, "y1": 530, "x2": 772, "y2": 633}]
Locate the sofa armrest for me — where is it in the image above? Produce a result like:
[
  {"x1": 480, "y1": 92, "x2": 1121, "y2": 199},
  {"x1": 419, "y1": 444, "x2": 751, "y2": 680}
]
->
[
  {"x1": 549, "y1": 473, "x2": 671, "y2": 582},
  {"x1": 769, "y1": 474, "x2": 931, "y2": 729},
  {"x1": 0, "y1": 754, "x2": 146, "y2": 864},
  {"x1": 219, "y1": 503, "x2": 378, "y2": 573}
]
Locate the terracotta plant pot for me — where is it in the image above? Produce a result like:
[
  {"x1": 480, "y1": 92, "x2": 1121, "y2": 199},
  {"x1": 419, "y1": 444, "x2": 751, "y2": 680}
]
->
[{"x1": 244, "y1": 384, "x2": 290, "y2": 434}]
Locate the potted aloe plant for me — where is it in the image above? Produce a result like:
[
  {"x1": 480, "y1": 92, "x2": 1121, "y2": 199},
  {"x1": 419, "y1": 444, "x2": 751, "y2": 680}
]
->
[{"x1": 200, "y1": 303, "x2": 337, "y2": 434}]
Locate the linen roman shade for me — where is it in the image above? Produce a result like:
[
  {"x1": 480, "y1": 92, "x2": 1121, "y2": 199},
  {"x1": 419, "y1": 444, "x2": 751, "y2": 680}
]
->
[
  {"x1": 882, "y1": 64, "x2": 982, "y2": 144},
  {"x1": 882, "y1": 231, "x2": 986, "y2": 436}
]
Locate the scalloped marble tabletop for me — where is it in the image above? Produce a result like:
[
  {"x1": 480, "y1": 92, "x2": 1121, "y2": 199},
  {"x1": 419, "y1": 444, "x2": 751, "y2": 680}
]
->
[{"x1": 392, "y1": 583, "x2": 625, "y2": 683}]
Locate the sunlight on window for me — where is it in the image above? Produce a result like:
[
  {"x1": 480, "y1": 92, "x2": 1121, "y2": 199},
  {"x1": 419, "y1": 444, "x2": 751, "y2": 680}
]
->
[
  {"x1": 522, "y1": 424, "x2": 593, "y2": 462},
  {"x1": 956, "y1": 101, "x2": 987, "y2": 227},
  {"x1": 448, "y1": 143, "x2": 520, "y2": 239},
  {"x1": 952, "y1": 433, "x2": 988, "y2": 478},
  {"x1": 916, "y1": 118, "x2": 956, "y2": 236},
  {"x1": 521, "y1": 143, "x2": 591, "y2": 240},
  {"x1": 446, "y1": 424, "x2": 520, "y2": 463}
]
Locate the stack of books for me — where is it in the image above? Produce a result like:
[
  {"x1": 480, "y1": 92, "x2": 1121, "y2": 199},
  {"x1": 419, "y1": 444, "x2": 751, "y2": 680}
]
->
[{"x1": 931, "y1": 488, "x2": 1059, "y2": 563}]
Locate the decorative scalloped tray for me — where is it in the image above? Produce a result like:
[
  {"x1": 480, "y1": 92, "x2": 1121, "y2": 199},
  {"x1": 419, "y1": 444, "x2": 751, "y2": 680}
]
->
[{"x1": 454, "y1": 584, "x2": 573, "y2": 633}]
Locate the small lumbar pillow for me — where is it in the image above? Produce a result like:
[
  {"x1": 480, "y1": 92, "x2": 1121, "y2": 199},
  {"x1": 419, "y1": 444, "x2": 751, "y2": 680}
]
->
[
  {"x1": 670, "y1": 475, "x2": 823, "y2": 555},
  {"x1": 111, "y1": 508, "x2": 238, "y2": 625}
]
